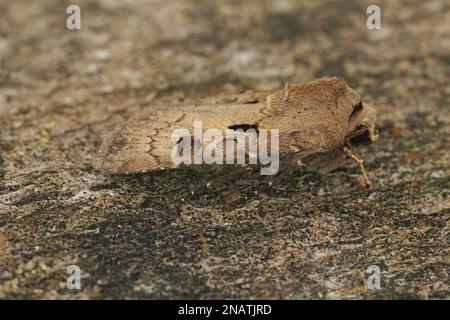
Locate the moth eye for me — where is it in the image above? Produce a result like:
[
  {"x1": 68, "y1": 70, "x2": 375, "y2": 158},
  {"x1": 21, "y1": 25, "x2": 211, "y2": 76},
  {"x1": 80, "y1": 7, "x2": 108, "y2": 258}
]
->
[{"x1": 349, "y1": 101, "x2": 363, "y2": 120}]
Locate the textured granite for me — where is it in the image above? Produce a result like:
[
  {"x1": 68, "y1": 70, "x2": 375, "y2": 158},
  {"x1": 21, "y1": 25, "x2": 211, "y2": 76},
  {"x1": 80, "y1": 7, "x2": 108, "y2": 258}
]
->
[{"x1": 0, "y1": 0, "x2": 448, "y2": 299}]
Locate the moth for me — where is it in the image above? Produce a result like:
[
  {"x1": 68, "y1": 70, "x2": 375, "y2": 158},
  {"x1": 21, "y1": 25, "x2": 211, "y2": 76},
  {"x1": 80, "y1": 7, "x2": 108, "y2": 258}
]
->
[{"x1": 94, "y1": 77, "x2": 378, "y2": 186}]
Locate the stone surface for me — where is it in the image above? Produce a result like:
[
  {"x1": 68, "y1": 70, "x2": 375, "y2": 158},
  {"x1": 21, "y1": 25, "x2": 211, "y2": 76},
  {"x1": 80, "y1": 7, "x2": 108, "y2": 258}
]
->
[{"x1": 0, "y1": 0, "x2": 448, "y2": 299}]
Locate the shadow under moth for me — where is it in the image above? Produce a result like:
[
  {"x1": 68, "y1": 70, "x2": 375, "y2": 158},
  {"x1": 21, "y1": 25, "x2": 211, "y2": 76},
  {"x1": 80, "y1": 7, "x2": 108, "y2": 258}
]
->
[{"x1": 94, "y1": 77, "x2": 378, "y2": 187}]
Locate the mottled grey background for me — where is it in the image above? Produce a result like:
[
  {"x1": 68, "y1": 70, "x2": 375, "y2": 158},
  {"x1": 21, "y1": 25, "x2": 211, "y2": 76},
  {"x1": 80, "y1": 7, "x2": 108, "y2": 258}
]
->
[{"x1": 0, "y1": 0, "x2": 448, "y2": 299}]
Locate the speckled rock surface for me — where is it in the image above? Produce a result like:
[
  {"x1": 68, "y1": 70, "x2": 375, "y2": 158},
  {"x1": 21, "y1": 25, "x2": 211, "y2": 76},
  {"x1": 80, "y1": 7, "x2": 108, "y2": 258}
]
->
[{"x1": 0, "y1": 0, "x2": 448, "y2": 299}]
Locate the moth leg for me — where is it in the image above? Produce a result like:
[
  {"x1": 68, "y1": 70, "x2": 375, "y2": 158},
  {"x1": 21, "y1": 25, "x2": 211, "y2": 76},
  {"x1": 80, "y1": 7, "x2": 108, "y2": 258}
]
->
[
  {"x1": 267, "y1": 172, "x2": 289, "y2": 188},
  {"x1": 190, "y1": 165, "x2": 254, "y2": 195},
  {"x1": 265, "y1": 167, "x2": 294, "y2": 188},
  {"x1": 210, "y1": 165, "x2": 254, "y2": 188},
  {"x1": 343, "y1": 144, "x2": 371, "y2": 187},
  {"x1": 263, "y1": 148, "x2": 324, "y2": 187}
]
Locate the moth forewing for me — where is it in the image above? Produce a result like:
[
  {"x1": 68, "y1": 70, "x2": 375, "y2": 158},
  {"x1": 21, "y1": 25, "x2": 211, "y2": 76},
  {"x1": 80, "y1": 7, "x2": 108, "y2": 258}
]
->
[{"x1": 94, "y1": 99, "x2": 267, "y2": 173}]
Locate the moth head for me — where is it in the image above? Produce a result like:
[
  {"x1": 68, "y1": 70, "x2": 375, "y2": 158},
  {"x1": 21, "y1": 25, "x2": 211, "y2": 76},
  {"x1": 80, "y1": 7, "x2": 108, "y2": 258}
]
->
[
  {"x1": 332, "y1": 78, "x2": 378, "y2": 143},
  {"x1": 266, "y1": 77, "x2": 378, "y2": 144}
]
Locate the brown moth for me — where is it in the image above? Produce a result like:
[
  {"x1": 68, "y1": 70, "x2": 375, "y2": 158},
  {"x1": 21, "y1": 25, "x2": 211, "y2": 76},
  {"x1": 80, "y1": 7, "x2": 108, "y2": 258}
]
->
[{"x1": 94, "y1": 77, "x2": 378, "y2": 186}]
